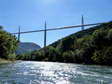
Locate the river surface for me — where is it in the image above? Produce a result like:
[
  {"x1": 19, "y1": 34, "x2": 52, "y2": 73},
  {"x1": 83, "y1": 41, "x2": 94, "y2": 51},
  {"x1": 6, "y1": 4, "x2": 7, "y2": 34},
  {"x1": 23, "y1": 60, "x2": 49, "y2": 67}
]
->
[{"x1": 0, "y1": 61, "x2": 112, "y2": 84}]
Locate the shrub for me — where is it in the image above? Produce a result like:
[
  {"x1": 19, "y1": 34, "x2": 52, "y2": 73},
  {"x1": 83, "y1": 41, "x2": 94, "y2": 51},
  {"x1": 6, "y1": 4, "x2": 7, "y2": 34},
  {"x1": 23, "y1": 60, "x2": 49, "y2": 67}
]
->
[
  {"x1": 0, "y1": 29, "x2": 18, "y2": 59},
  {"x1": 62, "y1": 51, "x2": 75, "y2": 63}
]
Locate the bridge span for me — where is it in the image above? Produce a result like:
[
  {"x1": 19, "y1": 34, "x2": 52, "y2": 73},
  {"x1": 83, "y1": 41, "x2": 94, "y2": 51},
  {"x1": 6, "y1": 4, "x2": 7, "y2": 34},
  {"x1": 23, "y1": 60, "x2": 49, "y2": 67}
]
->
[{"x1": 11, "y1": 16, "x2": 106, "y2": 50}]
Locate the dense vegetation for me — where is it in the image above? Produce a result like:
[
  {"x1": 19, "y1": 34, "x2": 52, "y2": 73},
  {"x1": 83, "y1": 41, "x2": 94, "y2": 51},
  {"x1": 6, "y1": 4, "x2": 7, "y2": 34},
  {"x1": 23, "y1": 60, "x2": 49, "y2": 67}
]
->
[
  {"x1": 0, "y1": 26, "x2": 18, "y2": 60},
  {"x1": 17, "y1": 22, "x2": 112, "y2": 65}
]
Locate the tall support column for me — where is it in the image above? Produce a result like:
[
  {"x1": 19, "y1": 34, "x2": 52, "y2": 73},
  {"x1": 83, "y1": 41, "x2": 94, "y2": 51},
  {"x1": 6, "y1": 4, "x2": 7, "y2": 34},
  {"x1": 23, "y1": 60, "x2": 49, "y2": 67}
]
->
[
  {"x1": 81, "y1": 15, "x2": 84, "y2": 30},
  {"x1": 44, "y1": 21, "x2": 47, "y2": 56},
  {"x1": 44, "y1": 21, "x2": 47, "y2": 48},
  {"x1": 18, "y1": 26, "x2": 21, "y2": 42}
]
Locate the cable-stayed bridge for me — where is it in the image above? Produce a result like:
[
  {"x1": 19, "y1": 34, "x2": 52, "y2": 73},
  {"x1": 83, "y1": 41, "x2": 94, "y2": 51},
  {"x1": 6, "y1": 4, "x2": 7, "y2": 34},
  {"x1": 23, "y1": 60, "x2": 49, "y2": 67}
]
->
[{"x1": 11, "y1": 16, "x2": 106, "y2": 49}]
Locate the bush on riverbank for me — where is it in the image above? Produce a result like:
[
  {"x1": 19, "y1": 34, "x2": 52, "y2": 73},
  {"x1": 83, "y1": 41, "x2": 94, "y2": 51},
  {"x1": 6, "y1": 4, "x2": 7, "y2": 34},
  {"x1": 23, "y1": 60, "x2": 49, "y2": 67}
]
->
[{"x1": 0, "y1": 26, "x2": 18, "y2": 59}]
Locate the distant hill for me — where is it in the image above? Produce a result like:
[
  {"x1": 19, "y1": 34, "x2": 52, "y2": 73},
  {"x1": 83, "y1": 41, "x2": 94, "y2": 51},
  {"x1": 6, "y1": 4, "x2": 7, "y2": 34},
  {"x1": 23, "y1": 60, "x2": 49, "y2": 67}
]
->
[{"x1": 16, "y1": 42, "x2": 41, "y2": 54}]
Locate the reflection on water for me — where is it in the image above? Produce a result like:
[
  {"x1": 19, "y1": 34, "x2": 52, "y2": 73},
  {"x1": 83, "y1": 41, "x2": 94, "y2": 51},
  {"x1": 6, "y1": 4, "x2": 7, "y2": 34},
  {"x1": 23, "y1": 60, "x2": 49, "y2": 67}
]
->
[{"x1": 0, "y1": 61, "x2": 112, "y2": 84}]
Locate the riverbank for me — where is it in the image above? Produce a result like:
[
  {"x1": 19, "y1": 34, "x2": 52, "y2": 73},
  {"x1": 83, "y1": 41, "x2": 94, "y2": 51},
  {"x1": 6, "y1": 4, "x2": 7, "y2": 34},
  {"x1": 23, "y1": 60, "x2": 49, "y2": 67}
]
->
[{"x1": 0, "y1": 59, "x2": 15, "y2": 64}]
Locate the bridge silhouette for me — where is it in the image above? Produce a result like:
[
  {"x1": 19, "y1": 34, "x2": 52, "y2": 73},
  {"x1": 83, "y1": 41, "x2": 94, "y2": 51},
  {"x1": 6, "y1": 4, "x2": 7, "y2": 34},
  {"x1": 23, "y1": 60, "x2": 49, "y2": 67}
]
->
[{"x1": 11, "y1": 16, "x2": 105, "y2": 49}]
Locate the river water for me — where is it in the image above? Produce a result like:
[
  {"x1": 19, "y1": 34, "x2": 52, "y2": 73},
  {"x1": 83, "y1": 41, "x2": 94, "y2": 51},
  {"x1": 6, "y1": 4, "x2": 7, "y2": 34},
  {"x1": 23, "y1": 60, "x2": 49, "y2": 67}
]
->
[{"x1": 0, "y1": 61, "x2": 112, "y2": 84}]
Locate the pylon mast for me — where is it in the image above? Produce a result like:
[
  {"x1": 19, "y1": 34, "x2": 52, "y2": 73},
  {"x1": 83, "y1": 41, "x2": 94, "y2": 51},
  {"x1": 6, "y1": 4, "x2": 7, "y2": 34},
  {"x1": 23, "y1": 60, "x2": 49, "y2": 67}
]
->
[
  {"x1": 18, "y1": 26, "x2": 21, "y2": 42},
  {"x1": 81, "y1": 15, "x2": 84, "y2": 30},
  {"x1": 44, "y1": 21, "x2": 47, "y2": 48},
  {"x1": 44, "y1": 21, "x2": 47, "y2": 56}
]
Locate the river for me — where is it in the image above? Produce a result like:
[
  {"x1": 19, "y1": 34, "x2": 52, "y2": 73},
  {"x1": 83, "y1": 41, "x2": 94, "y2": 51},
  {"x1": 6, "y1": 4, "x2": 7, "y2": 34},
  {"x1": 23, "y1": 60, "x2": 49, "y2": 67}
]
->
[{"x1": 0, "y1": 61, "x2": 112, "y2": 84}]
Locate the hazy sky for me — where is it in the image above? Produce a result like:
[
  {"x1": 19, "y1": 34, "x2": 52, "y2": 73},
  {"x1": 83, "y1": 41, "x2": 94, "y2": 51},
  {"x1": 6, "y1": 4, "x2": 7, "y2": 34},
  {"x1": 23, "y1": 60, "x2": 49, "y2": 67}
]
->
[{"x1": 0, "y1": 0, "x2": 112, "y2": 47}]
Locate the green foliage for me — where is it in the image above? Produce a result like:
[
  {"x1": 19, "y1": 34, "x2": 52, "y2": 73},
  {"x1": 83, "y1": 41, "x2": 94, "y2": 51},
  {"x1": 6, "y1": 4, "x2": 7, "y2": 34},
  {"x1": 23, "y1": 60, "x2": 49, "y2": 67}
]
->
[
  {"x1": 45, "y1": 46, "x2": 60, "y2": 61},
  {"x1": 31, "y1": 50, "x2": 44, "y2": 61},
  {"x1": 0, "y1": 26, "x2": 3, "y2": 30},
  {"x1": 92, "y1": 47, "x2": 112, "y2": 65},
  {"x1": 103, "y1": 47, "x2": 112, "y2": 65},
  {"x1": 56, "y1": 36, "x2": 76, "y2": 52},
  {"x1": 62, "y1": 51, "x2": 75, "y2": 63},
  {"x1": 90, "y1": 26, "x2": 112, "y2": 65},
  {"x1": 8, "y1": 53, "x2": 16, "y2": 60},
  {"x1": 92, "y1": 50, "x2": 104, "y2": 64},
  {"x1": 107, "y1": 29, "x2": 112, "y2": 42},
  {"x1": 91, "y1": 29, "x2": 108, "y2": 49},
  {"x1": 0, "y1": 28, "x2": 18, "y2": 59}
]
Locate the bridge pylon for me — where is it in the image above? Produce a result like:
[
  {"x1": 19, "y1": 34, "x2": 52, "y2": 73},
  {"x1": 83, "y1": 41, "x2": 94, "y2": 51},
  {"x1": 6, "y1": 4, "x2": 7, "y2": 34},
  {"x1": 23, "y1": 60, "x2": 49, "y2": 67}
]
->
[
  {"x1": 81, "y1": 15, "x2": 84, "y2": 30},
  {"x1": 44, "y1": 21, "x2": 47, "y2": 56},
  {"x1": 18, "y1": 26, "x2": 21, "y2": 42}
]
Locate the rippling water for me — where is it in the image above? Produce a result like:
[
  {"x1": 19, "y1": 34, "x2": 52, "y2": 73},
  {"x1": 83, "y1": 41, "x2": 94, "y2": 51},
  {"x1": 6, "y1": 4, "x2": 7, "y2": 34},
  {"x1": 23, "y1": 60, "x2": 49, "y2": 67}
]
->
[{"x1": 0, "y1": 61, "x2": 112, "y2": 84}]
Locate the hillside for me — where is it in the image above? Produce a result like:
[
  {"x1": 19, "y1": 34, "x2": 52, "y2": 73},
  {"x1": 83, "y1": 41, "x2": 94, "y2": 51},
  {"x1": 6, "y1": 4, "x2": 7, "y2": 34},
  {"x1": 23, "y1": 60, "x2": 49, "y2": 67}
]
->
[
  {"x1": 16, "y1": 42, "x2": 41, "y2": 54},
  {"x1": 17, "y1": 21, "x2": 112, "y2": 65},
  {"x1": 51, "y1": 24, "x2": 103, "y2": 47}
]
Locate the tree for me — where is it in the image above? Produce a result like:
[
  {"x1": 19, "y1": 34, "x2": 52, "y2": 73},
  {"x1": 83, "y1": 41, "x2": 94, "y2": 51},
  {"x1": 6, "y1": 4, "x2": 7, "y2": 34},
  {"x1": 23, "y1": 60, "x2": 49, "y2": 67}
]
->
[
  {"x1": 62, "y1": 51, "x2": 75, "y2": 63},
  {"x1": 59, "y1": 36, "x2": 76, "y2": 52},
  {"x1": 0, "y1": 26, "x2": 3, "y2": 30},
  {"x1": 91, "y1": 29, "x2": 107, "y2": 49},
  {"x1": 0, "y1": 29, "x2": 18, "y2": 59}
]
